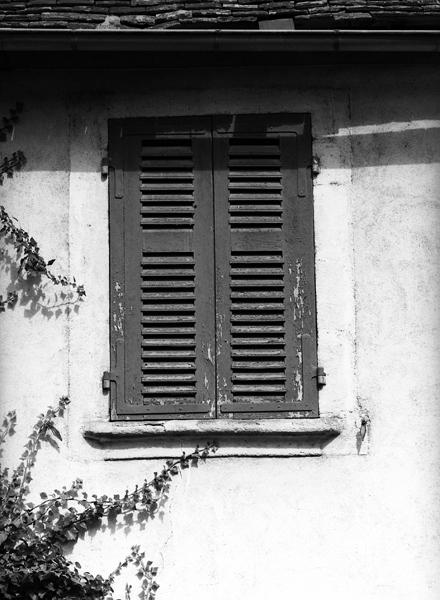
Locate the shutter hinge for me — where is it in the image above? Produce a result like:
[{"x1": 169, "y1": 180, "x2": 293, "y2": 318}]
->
[
  {"x1": 102, "y1": 370, "x2": 117, "y2": 392},
  {"x1": 312, "y1": 155, "x2": 321, "y2": 177},
  {"x1": 316, "y1": 366, "x2": 326, "y2": 387},
  {"x1": 101, "y1": 155, "x2": 109, "y2": 179}
]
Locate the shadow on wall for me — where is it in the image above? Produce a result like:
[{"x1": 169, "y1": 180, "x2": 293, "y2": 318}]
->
[
  {"x1": 0, "y1": 244, "x2": 82, "y2": 319},
  {"x1": 2, "y1": 66, "x2": 440, "y2": 320},
  {"x1": 63, "y1": 491, "x2": 167, "y2": 558},
  {"x1": 4, "y1": 67, "x2": 440, "y2": 172},
  {"x1": 322, "y1": 123, "x2": 440, "y2": 169}
]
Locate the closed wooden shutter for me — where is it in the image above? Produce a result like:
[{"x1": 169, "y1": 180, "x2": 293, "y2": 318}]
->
[
  {"x1": 109, "y1": 118, "x2": 216, "y2": 419},
  {"x1": 109, "y1": 114, "x2": 318, "y2": 421},
  {"x1": 213, "y1": 114, "x2": 318, "y2": 417}
]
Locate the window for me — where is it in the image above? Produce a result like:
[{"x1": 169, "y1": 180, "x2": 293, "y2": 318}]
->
[{"x1": 108, "y1": 114, "x2": 318, "y2": 421}]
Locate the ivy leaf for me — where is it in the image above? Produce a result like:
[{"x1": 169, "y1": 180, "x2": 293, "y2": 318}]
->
[
  {"x1": 48, "y1": 424, "x2": 62, "y2": 441},
  {"x1": 46, "y1": 436, "x2": 59, "y2": 450},
  {"x1": 65, "y1": 529, "x2": 77, "y2": 542}
]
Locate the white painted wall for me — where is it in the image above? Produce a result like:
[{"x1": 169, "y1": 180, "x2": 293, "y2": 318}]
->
[{"x1": 1, "y1": 64, "x2": 439, "y2": 599}]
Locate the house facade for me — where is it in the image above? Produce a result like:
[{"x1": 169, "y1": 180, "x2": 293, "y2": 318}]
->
[{"x1": 0, "y1": 7, "x2": 440, "y2": 600}]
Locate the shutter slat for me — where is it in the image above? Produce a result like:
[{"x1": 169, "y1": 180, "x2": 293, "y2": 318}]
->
[
  {"x1": 232, "y1": 348, "x2": 286, "y2": 357},
  {"x1": 141, "y1": 159, "x2": 194, "y2": 168},
  {"x1": 141, "y1": 219, "x2": 194, "y2": 229},
  {"x1": 143, "y1": 385, "x2": 196, "y2": 394},
  {"x1": 233, "y1": 361, "x2": 285, "y2": 369},
  {"x1": 143, "y1": 362, "x2": 195, "y2": 369},
  {"x1": 232, "y1": 373, "x2": 286, "y2": 381},
  {"x1": 228, "y1": 181, "x2": 282, "y2": 190},
  {"x1": 142, "y1": 294, "x2": 195, "y2": 301},
  {"x1": 231, "y1": 303, "x2": 285, "y2": 311},
  {"x1": 142, "y1": 335, "x2": 195, "y2": 343},
  {"x1": 230, "y1": 217, "x2": 282, "y2": 226},
  {"x1": 141, "y1": 268, "x2": 195, "y2": 275},
  {"x1": 231, "y1": 328, "x2": 285, "y2": 335},
  {"x1": 141, "y1": 216, "x2": 194, "y2": 223},
  {"x1": 141, "y1": 206, "x2": 194, "y2": 214},
  {"x1": 141, "y1": 194, "x2": 194, "y2": 203},
  {"x1": 232, "y1": 314, "x2": 284, "y2": 322},
  {"x1": 141, "y1": 328, "x2": 196, "y2": 335},
  {"x1": 232, "y1": 384, "x2": 286, "y2": 392},
  {"x1": 141, "y1": 254, "x2": 194, "y2": 264},
  {"x1": 230, "y1": 253, "x2": 283, "y2": 262},
  {"x1": 231, "y1": 291, "x2": 284, "y2": 299},
  {"x1": 140, "y1": 172, "x2": 194, "y2": 179},
  {"x1": 140, "y1": 183, "x2": 194, "y2": 191},
  {"x1": 230, "y1": 205, "x2": 282, "y2": 212},
  {"x1": 141, "y1": 314, "x2": 195, "y2": 322},
  {"x1": 228, "y1": 144, "x2": 280, "y2": 155},
  {"x1": 142, "y1": 305, "x2": 195, "y2": 313},
  {"x1": 141, "y1": 280, "x2": 195, "y2": 288},
  {"x1": 142, "y1": 374, "x2": 196, "y2": 382},
  {"x1": 229, "y1": 171, "x2": 282, "y2": 179},
  {"x1": 141, "y1": 146, "x2": 193, "y2": 157},
  {"x1": 231, "y1": 339, "x2": 284, "y2": 346},
  {"x1": 229, "y1": 158, "x2": 281, "y2": 167},
  {"x1": 229, "y1": 194, "x2": 283, "y2": 201},
  {"x1": 142, "y1": 350, "x2": 196, "y2": 358},
  {"x1": 230, "y1": 279, "x2": 283, "y2": 287}
]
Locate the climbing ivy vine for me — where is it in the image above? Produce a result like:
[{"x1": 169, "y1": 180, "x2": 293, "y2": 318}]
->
[
  {"x1": 0, "y1": 102, "x2": 218, "y2": 598},
  {"x1": 0, "y1": 203, "x2": 86, "y2": 311},
  {"x1": 0, "y1": 399, "x2": 216, "y2": 599},
  {"x1": 0, "y1": 102, "x2": 85, "y2": 311}
]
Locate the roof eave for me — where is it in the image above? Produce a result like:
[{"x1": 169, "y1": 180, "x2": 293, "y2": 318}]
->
[{"x1": 1, "y1": 28, "x2": 440, "y2": 53}]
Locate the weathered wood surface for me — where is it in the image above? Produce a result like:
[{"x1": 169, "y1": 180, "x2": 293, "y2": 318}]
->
[{"x1": 109, "y1": 114, "x2": 318, "y2": 420}]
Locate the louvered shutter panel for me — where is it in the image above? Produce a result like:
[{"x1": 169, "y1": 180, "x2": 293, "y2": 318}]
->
[
  {"x1": 109, "y1": 118, "x2": 216, "y2": 419},
  {"x1": 213, "y1": 114, "x2": 318, "y2": 418}
]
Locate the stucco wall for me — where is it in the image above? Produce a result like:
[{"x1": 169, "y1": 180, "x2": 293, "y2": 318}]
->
[{"x1": 1, "y1": 64, "x2": 440, "y2": 599}]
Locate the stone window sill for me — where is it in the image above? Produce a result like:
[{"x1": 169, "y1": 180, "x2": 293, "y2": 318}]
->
[{"x1": 82, "y1": 416, "x2": 343, "y2": 458}]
